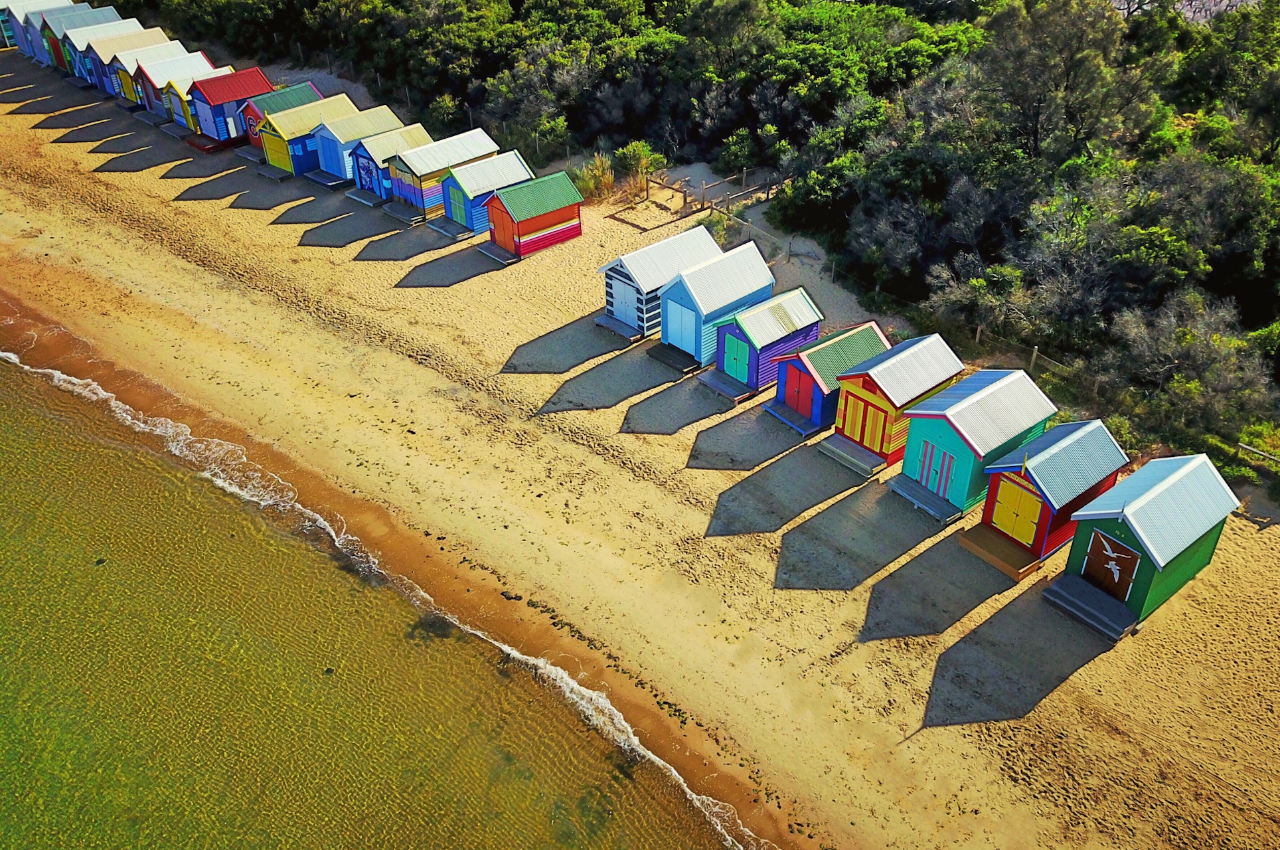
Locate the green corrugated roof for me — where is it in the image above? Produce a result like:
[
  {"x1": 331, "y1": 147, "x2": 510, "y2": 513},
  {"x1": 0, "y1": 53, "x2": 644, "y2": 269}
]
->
[
  {"x1": 799, "y1": 324, "x2": 889, "y2": 394},
  {"x1": 493, "y1": 172, "x2": 583, "y2": 222},
  {"x1": 247, "y1": 83, "x2": 321, "y2": 116}
]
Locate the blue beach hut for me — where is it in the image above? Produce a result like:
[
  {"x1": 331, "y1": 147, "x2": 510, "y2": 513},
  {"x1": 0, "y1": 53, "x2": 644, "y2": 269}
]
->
[
  {"x1": 658, "y1": 243, "x2": 774, "y2": 367},
  {"x1": 347, "y1": 124, "x2": 433, "y2": 203},
  {"x1": 436, "y1": 151, "x2": 534, "y2": 234}
]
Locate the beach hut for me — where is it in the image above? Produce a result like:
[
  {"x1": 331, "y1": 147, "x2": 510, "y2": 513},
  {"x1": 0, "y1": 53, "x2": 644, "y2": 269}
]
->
[
  {"x1": 482, "y1": 171, "x2": 583, "y2": 261},
  {"x1": 309, "y1": 106, "x2": 404, "y2": 186},
  {"x1": 132, "y1": 52, "x2": 214, "y2": 118},
  {"x1": 237, "y1": 82, "x2": 322, "y2": 149},
  {"x1": 699, "y1": 288, "x2": 823, "y2": 401},
  {"x1": 385, "y1": 129, "x2": 499, "y2": 222},
  {"x1": 1044, "y1": 454, "x2": 1239, "y2": 640},
  {"x1": 346, "y1": 124, "x2": 432, "y2": 204},
  {"x1": 889, "y1": 369, "x2": 1057, "y2": 523},
  {"x1": 162, "y1": 66, "x2": 233, "y2": 130},
  {"x1": 84, "y1": 28, "x2": 166, "y2": 95},
  {"x1": 109, "y1": 40, "x2": 186, "y2": 103},
  {"x1": 38, "y1": 4, "x2": 116, "y2": 71},
  {"x1": 657, "y1": 243, "x2": 774, "y2": 369},
  {"x1": 187, "y1": 67, "x2": 274, "y2": 143},
  {"x1": 765, "y1": 322, "x2": 890, "y2": 437},
  {"x1": 23, "y1": 1, "x2": 83, "y2": 64},
  {"x1": 61, "y1": 17, "x2": 140, "y2": 82},
  {"x1": 435, "y1": 150, "x2": 534, "y2": 235},
  {"x1": 256, "y1": 94, "x2": 358, "y2": 176},
  {"x1": 595, "y1": 226, "x2": 722, "y2": 342},
  {"x1": 959, "y1": 420, "x2": 1128, "y2": 580},
  {"x1": 818, "y1": 334, "x2": 964, "y2": 475},
  {"x1": 4, "y1": 0, "x2": 69, "y2": 54}
]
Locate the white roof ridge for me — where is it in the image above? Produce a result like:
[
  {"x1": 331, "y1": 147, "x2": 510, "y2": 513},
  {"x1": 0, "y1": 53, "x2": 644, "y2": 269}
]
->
[{"x1": 1122, "y1": 454, "x2": 1204, "y2": 517}]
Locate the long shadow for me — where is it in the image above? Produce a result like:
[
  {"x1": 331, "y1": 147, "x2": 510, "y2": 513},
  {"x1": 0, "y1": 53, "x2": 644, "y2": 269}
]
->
[
  {"x1": 32, "y1": 101, "x2": 109, "y2": 130},
  {"x1": 229, "y1": 180, "x2": 318, "y2": 211},
  {"x1": 174, "y1": 168, "x2": 258, "y2": 202},
  {"x1": 94, "y1": 144, "x2": 188, "y2": 173},
  {"x1": 0, "y1": 85, "x2": 37, "y2": 103},
  {"x1": 858, "y1": 536, "x2": 1014, "y2": 641},
  {"x1": 621, "y1": 378, "x2": 732, "y2": 435},
  {"x1": 162, "y1": 151, "x2": 241, "y2": 181},
  {"x1": 537, "y1": 342, "x2": 677, "y2": 413},
  {"x1": 89, "y1": 131, "x2": 148, "y2": 155},
  {"x1": 707, "y1": 445, "x2": 866, "y2": 537},
  {"x1": 502, "y1": 310, "x2": 626, "y2": 374},
  {"x1": 775, "y1": 483, "x2": 940, "y2": 590},
  {"x1": 300, "y1": 208, "x2": 400, "y2": 248},
  {"x1": 686, "y1": 406, "x2": 801, "y2": 471},
  {"x1": 10, "y1": 88, "x2": 95, "y2": 114},
  {"x1": 922, "y1": 579, "x2": 1111, "y2": 727},
  {"x1": 395, "y1": 246, "x2": 504, "y2": 289},
  {"x1": 56, "y1": 115, "x2": 135, "y2": 144},
  {"x1": 355, "y1": 226, "x2": 451, "y2": 262},
  {"x1": 271, "y1": 191, "x2": 350, "y2": 226}
]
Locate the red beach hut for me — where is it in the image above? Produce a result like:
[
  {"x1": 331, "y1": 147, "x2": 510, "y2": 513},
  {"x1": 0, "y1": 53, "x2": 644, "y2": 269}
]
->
[{"x1": 481, "y1": 171, "x2": 583, "y2": 262}]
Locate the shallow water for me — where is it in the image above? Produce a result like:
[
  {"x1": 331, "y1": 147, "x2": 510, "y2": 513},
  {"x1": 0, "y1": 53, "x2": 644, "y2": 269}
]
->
[{"x1": 0, "y1": 359, "x2": 728, "y2": 849}]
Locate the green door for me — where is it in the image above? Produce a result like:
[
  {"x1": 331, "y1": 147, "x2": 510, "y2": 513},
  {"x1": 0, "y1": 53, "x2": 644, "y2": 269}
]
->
[
  {"x1": 448, "y1": 185, "x2": 466, "y2": 224},
  {"x1": 724, "y1": 334, "x2": 750, "y2": 384}
]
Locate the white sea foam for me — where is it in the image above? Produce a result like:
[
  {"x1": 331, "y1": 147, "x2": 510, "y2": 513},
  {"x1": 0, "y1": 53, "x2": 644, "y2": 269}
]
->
[{"x1": 0, "y1": 348, "x2": 776, "y2": 850}]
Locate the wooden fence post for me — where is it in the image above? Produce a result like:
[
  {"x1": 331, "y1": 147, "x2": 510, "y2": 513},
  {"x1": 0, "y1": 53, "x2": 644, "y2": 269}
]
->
[
  {"x1": 1093, "y1": 375, "x2": 1102, "y2": 396},
  {"x1": 1029, "y1": 346, "x2": 1039, "y2": 374},
  {"x1": 975, "y1": 325, "x2": 983, "y2": 345}
]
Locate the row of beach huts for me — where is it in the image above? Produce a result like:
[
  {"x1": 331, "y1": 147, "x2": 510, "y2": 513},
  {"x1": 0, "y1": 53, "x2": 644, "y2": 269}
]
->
[
  {"x1": 1, "y1": 0, "x2": 585, "y2": 262},
  {"x1": 598, "y1": 226, "x2": 1241, "y2": 642}
]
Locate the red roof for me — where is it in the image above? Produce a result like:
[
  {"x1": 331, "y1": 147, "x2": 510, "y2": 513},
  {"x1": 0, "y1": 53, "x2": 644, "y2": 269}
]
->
[{"x1": 190, "y1": 68, "x2": 274, "y2": 106}]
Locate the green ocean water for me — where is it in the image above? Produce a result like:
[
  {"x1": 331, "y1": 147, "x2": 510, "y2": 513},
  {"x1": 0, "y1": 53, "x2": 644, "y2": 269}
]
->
[{"x1": 0, "y1": 358, "x2": 729, "y2": 850}]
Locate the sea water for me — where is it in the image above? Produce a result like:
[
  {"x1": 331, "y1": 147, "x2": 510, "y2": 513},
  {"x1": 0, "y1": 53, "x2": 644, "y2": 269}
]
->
[{"x1": 0, "y1": 357, "x2": 730, "y2": 849}]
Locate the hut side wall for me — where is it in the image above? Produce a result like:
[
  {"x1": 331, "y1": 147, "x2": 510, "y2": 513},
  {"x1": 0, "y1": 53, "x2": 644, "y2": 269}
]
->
[
  {"x1": 1141, "y1": 519, "x2": 1226, "y2": 621},
  {"x1": 755, "y1": 325, "x2": 820, "y2": 390}
]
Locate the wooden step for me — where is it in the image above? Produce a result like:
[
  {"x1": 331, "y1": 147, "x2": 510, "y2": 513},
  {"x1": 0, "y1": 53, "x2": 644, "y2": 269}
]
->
[
  {"x1": 1043, "y1": 574, "x2": 1136, "y2": 642},
  {"x1": 958, "y1": 523, "x2": 1042, "y2": 581},
  {"x1": 817, "y1": 432, "x2": 885, "y2": 475}
]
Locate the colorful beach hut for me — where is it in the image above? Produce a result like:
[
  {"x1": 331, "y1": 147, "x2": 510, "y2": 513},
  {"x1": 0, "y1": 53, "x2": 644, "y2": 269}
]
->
[
  {"x1": 1045, "y1": 454, "x2": 1239, "y2": 640},
  {"x1": 385, "y1": 129, "x2": 499, "y2": 222},
  {"x1": 346, "y1": 124, "x2": 432, "y2": 204},
  {"x1": 256, "y1": 94, "x2": 358, "y2": 176},
  {"x1": 596, "y1": 227, "x2": 722, "y2": 342},
  {"x1": 38, "y1": 4, "x2": 116, "y2": 71},
  {"x1": 4, "y1": 0, "x2": 70, "y2": 54},
  {"x1": 23, "y1": 1, "x2": 83, "y2": 64},
  {"x1": 818, "y1": 334, "x2": 964, "y2": 475},
  {"x1": 110, "y1": 40, "x2": 186, "y2": 103},
  {"x1": 162, "y1": 66, "x2": 233, "y2": 130},
  {"x1": 765, "y1": 322, "x2": 890, "y2": 437},
  {"x1": 482, "y1": 171, "x2": 583, "y2": 261},
  {"x1": 188, "y1": 68, "x2": 274, "y2": 143},
  {"x1": 888, "y1": 369, "x2": 1057, "y2": 523},
  {"x1": 84, "y1": 28, "x2": 166, "y2": 95},
  {"x1": 699, "y1": 288, "x2": 823, "y2": 401},
  {"x1": 61, "y1": 17, "x2": 140, "y2": 82},
  {"x1": 436, "y1": 150, "x2": 534, "y2": 235},
  {"x1": 959, "y1": 420, "x2": 1128, "y2": 580},
  {"x1": 133, "y1": 52, "x2": 214, "y2": 118},
  {"x1": 658, "y1": 243, "x2": 774, "y2": 368},
  {"x1": 237, "y1": 82, "x2": 323, "y2": 149},
  {"x1": 310, "y1": 106, "x2": 404, "y2": 185}
]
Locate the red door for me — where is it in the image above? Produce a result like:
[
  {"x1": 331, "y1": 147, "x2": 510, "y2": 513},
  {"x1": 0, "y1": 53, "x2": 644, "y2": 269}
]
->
[{"x1": 785, "y1": 366, "x2": 814, "y2": 418}]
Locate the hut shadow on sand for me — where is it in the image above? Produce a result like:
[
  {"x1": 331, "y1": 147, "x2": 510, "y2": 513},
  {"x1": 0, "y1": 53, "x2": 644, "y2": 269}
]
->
[
  {"x1": 686, "y1": 405, "x2": 801, "y2": 471},
  {"x1": 162, "y1": 151, "x2": 241, "y2": 181},
  {"x1": 300, "y1": 209, "x2": 400, "y2": 248},
  {"x1": 395, "y1": 246, "x2": 504, "y2": 289},
  {"x1": 922, "y1": 577, "x2": 1110, "y2": 727},
  {"x1": 355, "y1": 227, "x2": 453, "y2": 262},
  {"x1": 620, "y1": 378, "x2": 731, "y2": 435},
  {"x1": 52, "y1": 115, "x2": 132, "y2": 145},
  {"x1": 775, "y1": 482, "x2": 940, "y2": 590},
  {"x1": 94, "y1": 144, "x2": 189, "y2": 174},
  {"x1": 33, "y1": 101, "x2": 111, "y2": 131},
  {"x1": 706, "y1": 444, "x2": 866, "y2": 537},
  {"x1": 502, "y1": 310, "x2": 627, "y2": 374},
  {"x1": 272, "y1": 190, "x2": 351, "y2": 226},
  {"x1": 536, "y1": 341, "x2": 676, "y2": 413}
]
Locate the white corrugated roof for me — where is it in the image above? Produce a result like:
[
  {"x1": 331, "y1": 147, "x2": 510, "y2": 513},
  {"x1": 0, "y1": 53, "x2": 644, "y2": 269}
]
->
[
  {"x1": 112, "y1": 40, "x2": 186, "y2": 75},
  {"x1": 165, "y1": 66, "x2": 233, "y2": 97},
  {"x1": 136, "y1": 52, "x2": 212, "y2": 88},
  {"x1": 356, "y1": 124, "x2": 433, "y2": 167},
  {"x1": 6, "y1": 0, "x2": 70, "y2": 28},
  {"x1": 395, "y1": 129, "x2": 499, "y2": 177},
  {"x1": 669, "y1": 242, "x2": 774, "y2": 315},
  {"x1": 906, "y1": 370, "x2": 1057, "y2": 457},
  {"x1": 263, "y1": 94, "x2": 358, "y2": 140},
  {"x1": 720, "y1": 288, "x2": 822, "y2": 348},
  {"x1": 1072, "y1": 454, "x2": 1238, "y2": 569},
  {"x1": 841, "y1": 334, "x2": 964, "y2": 408},
  {"x1": 85, "y1": 27, "x2": 166, "y2": 64},
  {"x1": 598, "y1": 226, "x2": 722, "y2": 294},
  {"x1": 65, "y1": 17, "x2": 141, "y2": 52},
  {"x1": 986, "y1": 420, "x2": 1128, "y2": 510},
  {"x1": 318, "y1": 105, "x2": 403, "y2": 144},
  {"x1": 450, "y1": 150, "x2": 532, "y2": 197},
  {"x1": 21, "y1": 1, "x2": 81, "y2": 28}
]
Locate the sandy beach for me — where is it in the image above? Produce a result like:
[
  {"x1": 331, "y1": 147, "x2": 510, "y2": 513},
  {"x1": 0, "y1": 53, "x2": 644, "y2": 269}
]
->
[{"x1": 2, "y1": 52, "x2": 1279, "y2": 849}]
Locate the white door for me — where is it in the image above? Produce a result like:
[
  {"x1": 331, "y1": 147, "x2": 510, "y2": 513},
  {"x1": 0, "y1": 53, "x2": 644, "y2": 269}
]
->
[
  {"x1": 667, "y1": 301, "x2": 696, "y2": 353},
  {"x1": 613, "y1": 282, "x2": 637, "y2": 328}
]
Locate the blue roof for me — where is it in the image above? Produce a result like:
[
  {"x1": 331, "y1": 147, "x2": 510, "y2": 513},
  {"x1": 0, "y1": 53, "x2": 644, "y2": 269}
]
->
[
  {"x1": 905, "y1": 370, "x2": 1057, "y2": 456},
  {"x1": 1072, "y1": 454, "x2": 1238, "y2": 569},
  {"x1": 985, "y1": 420, "x2": 1127, "y2": 510}
]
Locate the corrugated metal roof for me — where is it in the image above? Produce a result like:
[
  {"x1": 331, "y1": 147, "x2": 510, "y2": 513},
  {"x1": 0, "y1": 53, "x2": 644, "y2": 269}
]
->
[
  {"x1": 166, "y1": 66, "x2": 233, "y2": 97},
  {"x1": 598, "y1": 226, "x2": 721, "y2": 295},
  {"x1": 6, "y1": 0, "x2": 70, "y2": 27},
  {"x1": 65, "y1": 17, "x2": 140, "y2": 52},
  {"x1": 786, "y1": 323, "x2": 890, "y2": 395},
  {"x1": 242, "y1": 82, "x2": 322, "y2": 116},
  {"x1": 906, "y1": 370, "x2": 1057, "y2": 457},
  {"x1": 840, "y1": 334, "x2": 964, "y2": 408},
  {"x1": 986, "y1": 420, "x2": 1128, "y2": 510},
  {"x1": 356, "y1": 124, "x2": 433, "y2": 168},
  {"x1": 394, "y1": 129, "x2": 499, "y2": 177},
  {"x1": 25, "y1": 1, "x2": 83, "y2": 29},
  {"x1": 1072, "y1": 454, "x2": 1238, "y2": 569},
  {"x1": 718, "y1": 288, "x2": 822, "y2": 349},
  {"x1": 190, "y1": 67, "x2": 273, "y2": 106},
  {"x1": 262, "y1": 94, "x2": 357, "y2": 140},
  {"x1": 450, "y1": 150, "x2": 533, "y2": 197},
  {"x1": 672, "y1": 242, "x2": 774, "y2": 315},
  {"x1": 319, "y1": 105, "x2": 403, "y2": 144},
  {"x1": 86, "y1": 27, "x2": 165, "y2": 64},
  {"x1": 493, "y1": 172, "x2": 583, "y2": 222},
  {"x1": 112, "y1": 40, "x2": 186, "y2": 75},
  {"x1": 136, "y1": 53, "x2": 212, "y2": 88},
  {"x1": 44, "y1": 5, "x2": 116, "y2": 38}
]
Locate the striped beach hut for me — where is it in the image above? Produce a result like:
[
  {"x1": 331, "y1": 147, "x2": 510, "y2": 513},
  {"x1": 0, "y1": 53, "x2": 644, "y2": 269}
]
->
[
  {"x1": 110, "y1": 40, "x2": 186, "y2": 103},
  {"x1": 257, "y1": 94, "x2": 358, "y2": 176},
  {"x1": 4, "y1": 0, "x2": 70, "y2": 53},
  {"x1": 162, "y1": 66, "x2": 233, "y2": 130},
  {"x1": 311, "y1": 106, "x2": 403, "y2": 183},
  {"x1": 133, "y1": 52, "x2": 214, "y2": 118},
  {"x1": 1045, "y1": 454, "x2": 1239, "y2": 640},
  {"x1": 84, "y1": 28, "x2": 166, "y2": 95},
  {"x1": 596, "y1": 227, "x2": 722, "y2": 341},
  {"x1": 765, "y1": 322, "x2": 890, "y2": 437},
  {"x1": 24, "y1": 1, "x2": 83, "y2": 64},
  {"x1": 37, "y1": 3, "x2": 116, "y2": 71},
  {"x1": 347, "y1": 124, "x2": 432, "y2": 203},
  {"x1": 889, "y1": 369, "x2": 1057, "y2": 523},
  {"x1": 700, "y1": 288, "x2": 823, "y2": 400},
  {"x1": 658, "y1": 243, "x2": 775, "y2": 368},
  {"x1": 188, "y1": 68, "x2": 274, "y2": 142},
  {"x1": 237, "y1": 82, "x2": 322, "y2": 149},
  {"x1": 61, "y1": 17, "x2": 140, "y2": 82},
  {"x1": 385, "y1": 129, "x2": 499, "y2": 220},
  {"x1": 959, "y1": 420, "x2": 1128, "y2": 580},
  {"x1": 436, "y1": 151, "x2": 534, "y2": 234},
  {"x1": 482, "y1": 171, "x2": 583, "y2": 260}
]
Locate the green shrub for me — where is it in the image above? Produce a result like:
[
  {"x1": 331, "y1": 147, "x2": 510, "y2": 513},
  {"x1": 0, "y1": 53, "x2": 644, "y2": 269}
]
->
[
  {"x1": 569, "y1": 153, "x2": 616, "y2": 201},
  {"x1": 1218, "y1": 465, "x2": 1261, "y2": 487}
]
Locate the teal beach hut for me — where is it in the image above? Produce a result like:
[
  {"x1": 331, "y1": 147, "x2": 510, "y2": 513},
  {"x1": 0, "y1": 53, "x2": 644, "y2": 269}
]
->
[{"x1": 889, "y1": 369, "x2": 1057, "y2": 523}]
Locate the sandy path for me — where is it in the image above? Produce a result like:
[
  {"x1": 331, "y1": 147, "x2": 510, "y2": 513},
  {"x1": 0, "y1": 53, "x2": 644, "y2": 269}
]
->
[{"x1": 1, "y1": 55, "x2": 1278, "y2": 850}]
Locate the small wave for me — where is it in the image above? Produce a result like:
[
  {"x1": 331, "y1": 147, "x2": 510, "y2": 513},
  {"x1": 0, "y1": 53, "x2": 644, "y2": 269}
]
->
[{"x1": 0, "y1": 348, "x2": 776, "y2": 850}]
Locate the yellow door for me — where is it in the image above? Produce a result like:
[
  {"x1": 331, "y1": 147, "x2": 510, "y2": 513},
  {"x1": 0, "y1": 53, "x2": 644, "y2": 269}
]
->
[
  {"x1": 262, "y1": 132, "x2": 293, "y2": 173},
  {"x1": 991, "y1": 478, "x2": 1041, "y2": 547},
  {"x1": 116, "y1": 68, "x2": 133, "y2": 99},
  {"x1": 864, "y1": 406, "x2": 886, "y2": 453},
  {"x1": 843, "y1": 397, "x2": 864, "y2": 442}
]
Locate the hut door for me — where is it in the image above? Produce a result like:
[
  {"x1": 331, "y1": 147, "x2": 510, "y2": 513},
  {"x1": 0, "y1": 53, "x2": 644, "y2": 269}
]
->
[
  {"x1": 613, "y1": 283, "x2": 637, "y2": 327},
  {"x1": 357, "y1": 157, "x2": 378, "y2": 192},
  {"x1": 1081, "y1": 529, "x2": 1140, "y2": 602},
  {"x1": 785, "y1": 368, "x2": 813, "y2": 417},
  {"x1": 918, "y1": 440, "x2": 955, "y2": 499},
  {"x1": 864, "y1": 407, "x2": 886, "y2": 452},
  {"x1": 723, "y1": 334, "x2": 750, "y2": 383},
  {"x1": 448, "y1": 186, "x2": 467, "y2": 223},
  {"x1": 992, "y1": 477, "x2": 1040, "y2": 547}
]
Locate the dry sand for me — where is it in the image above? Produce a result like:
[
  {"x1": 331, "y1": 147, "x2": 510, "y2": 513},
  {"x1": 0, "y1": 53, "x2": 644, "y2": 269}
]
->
[{"x1": 1, "y1": 53, "x2": 1279, "y2": 850}]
